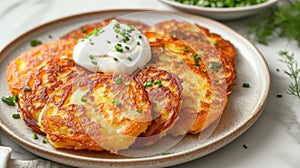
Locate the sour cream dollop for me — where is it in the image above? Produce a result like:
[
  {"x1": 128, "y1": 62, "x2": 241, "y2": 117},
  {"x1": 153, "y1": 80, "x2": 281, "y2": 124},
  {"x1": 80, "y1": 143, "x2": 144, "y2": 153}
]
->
[{"x1": 73, "y1": 20, "x2": 151, "y2": 75}]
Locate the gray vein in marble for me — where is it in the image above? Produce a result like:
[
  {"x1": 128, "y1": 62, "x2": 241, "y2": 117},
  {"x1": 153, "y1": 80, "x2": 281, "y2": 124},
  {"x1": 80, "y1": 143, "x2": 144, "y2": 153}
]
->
[
  {"x1": 273, "y1": 97, "x2": 300, "y2": 144},
  {"x1": 268, "y1": 71, "x2": 300, "y2": 144},
  {"x1": 277, "y1": 153, "x2": 300, "y2": 168},
  {"x1": 8, "y1": 159, "x2": 71, "y2": 168},
  {"x1": 0, "y1": 132, "x2": 37, "y2": 160}
]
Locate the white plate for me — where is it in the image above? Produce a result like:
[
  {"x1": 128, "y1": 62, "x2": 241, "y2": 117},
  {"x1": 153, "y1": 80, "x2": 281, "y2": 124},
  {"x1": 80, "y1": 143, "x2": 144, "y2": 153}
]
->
[
  {"x1": 159, "y1": 0, "x2": 279, "y2": 20},
  {"x1": 0, "y1": 10, "x2": 270, "y2": 167}
]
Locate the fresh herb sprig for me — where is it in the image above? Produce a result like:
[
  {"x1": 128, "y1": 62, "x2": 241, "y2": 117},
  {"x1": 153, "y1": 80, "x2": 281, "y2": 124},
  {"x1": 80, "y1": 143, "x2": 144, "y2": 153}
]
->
[
  {"x1": 279, "y1": 50, "x2": 300, "y2": 100},
  {"x1": 247, "y1": 0, "x2": 300, "y2": 46},
  {"x1": 174, "y1": 0, "x2": 268, "y2": 7}
]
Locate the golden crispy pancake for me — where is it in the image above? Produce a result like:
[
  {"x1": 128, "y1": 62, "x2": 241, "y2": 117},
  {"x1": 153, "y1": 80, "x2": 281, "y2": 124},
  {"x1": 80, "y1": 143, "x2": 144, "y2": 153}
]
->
[
  {"x1": 148, "y1": 20, "x2": 236, "y2": 88},
  {"x1": 18, "y1": 57, "x2": 90, "y2": 134},
  {"x1": 145, "y1": 29, "x2": 231, "y2": 135},
  {"x1": 134, "y1": 67, "x2": 183, "y2": 146},
  {"x1": 6, "y1": 39, "x2": 76, "y2": 95},
  {"x1": 60, "y1": 18, "x2": 150, "y2": 40},
  {"x1": 38, "y1": 73, "x2": 152, "y2": 152}
]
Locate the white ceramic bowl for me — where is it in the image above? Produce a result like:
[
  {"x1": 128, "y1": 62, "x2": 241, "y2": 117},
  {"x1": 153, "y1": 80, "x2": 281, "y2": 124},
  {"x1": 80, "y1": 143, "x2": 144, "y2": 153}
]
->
[{"x1": 159, "y1": 0, "x2": 279, "y2": 20}]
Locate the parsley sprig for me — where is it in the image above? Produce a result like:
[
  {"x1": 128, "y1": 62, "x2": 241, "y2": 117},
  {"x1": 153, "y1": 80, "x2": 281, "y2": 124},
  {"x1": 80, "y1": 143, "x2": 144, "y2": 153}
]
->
[
  {"x1": 247, "y1": 0, "x2": 300, "y2": 46},
  {"x1": 279, "y1": 50, "x2": 300, "y2": 100}
]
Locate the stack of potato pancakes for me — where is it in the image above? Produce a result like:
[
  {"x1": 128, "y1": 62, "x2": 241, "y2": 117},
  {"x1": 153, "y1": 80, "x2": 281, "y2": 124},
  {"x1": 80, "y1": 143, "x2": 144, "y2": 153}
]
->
[{"x1": 6, "y1": 18, "x2": 235, "y2": 154}]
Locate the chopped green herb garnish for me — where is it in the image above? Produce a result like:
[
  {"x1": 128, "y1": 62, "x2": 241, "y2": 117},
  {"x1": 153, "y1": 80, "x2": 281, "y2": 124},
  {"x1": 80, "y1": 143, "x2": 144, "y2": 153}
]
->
[
  {"x1": 93, "y1": 28, "x2": 104, "y2": 36},
  {"x1": 136, "y1": 41, "x2": 141, "y2": 46},
  {"x1": 88, "y1": 55, "x2": 97, "y2": 65},
  {"x1": 12, "y1": 114, "x2": 20, "y2": 119},
  {"x1": 91, "y1": 61, "x2": 98, "y2": 65},
  {"x1": 116, "y1": 77, "x2": 123, "y2": 85},
  {"x1": 113, "y1": 57, "x2": 119, "y2": 62},
  {"x1": 89, "y1": 55, "x2": 94, "y2": 60},
  {"x1": 81, "y1": 97, "x2": 88, "y2": 102},
  {"x1": 242, "y1": 83, "x2": 250, "y2": 88},
  {"x1": 202, "y1": 69, "x2": 207, "y2": 73},
  {"x1": 154, "y1": 80, "x2": 162, "y2": 87},
  {"x1": 209, "y1": 62, "x2": 222, "y2": 72},
  {"x1": 123, "y1": 36, "x2": 130, "y2": 43},
  {"x1": 125, "y1": 46, "x2": 130, "y2": 50},
  {"x1": 115, "y1": 101, "x2": 122, "y2": 107},
  {"x1": 113, "y1": 22, "x2": 135, "y2": 46},
  {"x1": 1, "y1": 96, "x2": 18, "y2": 106},
  {"x1": 33, "y1": 133, "x2": 38, "y2": 139},
  {"x1": 106, "y1": 40, "x2": 111, "y2": 44},
  {"x1": 184, "y1": 46, "x2": 189, "y2": 52},
  {"x1": 114, "y1": 23, "x2": 120, "y2": 29},
  {"x1": 115, "y1": 44, "x2": 123, "y2": 52},
  {"x1": 30, "y1": 39, "x2": 42, "y2": 47},
  {"x1": 193, "y1": 53, "x2": 201, "y2": 66},
  {"x1": 111, "y1": 99, "x2": 122, "y2": 107},
  {"x1": 24, "y1": 86, "x2": 31, "y2": 92},
  {"x1": 48, "y1": 35, "x2": 52, "y2": 39},
  {"x1": 139, "y1": 35, "x2": 142, "y2": 39},
  {"x1": 215, "y1": 62, "x2": 222, "y2": 67},
  {"x1": 194, "y1": 53, "x2": 201, "y2": 59},
  {"x1": 79, "y1": 28, "x2": 103, "y2": 43},
  {"x1": 173, "y1": 0, "x2": 267, "y2": 7},
  {"x1": 81, "y1": 29, "x2": 87, "y2": 33},
  {"x1": 89, "y1": 39, "x2": 94, "y2": 45},
  {"x1": 42, "y1": 139, "x2": 47, "y2": 144},
  {"x1": 144, "y1": 80, "x2": 153, "y2": 88},
  {"x1": 136, "y1": 109, "x2": 143, "y2": 113},
  {"x1": 129, "y1": 25, "x2": 135, "y2": 32},
  {"x1": 162, "y1": 152, "x2": 171, "y2": 155},
  {"x1": 127, "y1": 57, "x2": 133, "y2": 61}
]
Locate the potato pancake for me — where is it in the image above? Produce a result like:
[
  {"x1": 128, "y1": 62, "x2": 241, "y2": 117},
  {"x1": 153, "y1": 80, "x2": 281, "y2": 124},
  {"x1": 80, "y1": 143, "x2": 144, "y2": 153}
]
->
[
  {"x1": 38, "y1": 73, "x2": 152, "y2": 152},
  {"x1": 148, "y1": 20, "x2": 236, "y2": 88},
  {"x1": 60, "y1": 18, "x2": 150, "y2": 40},
  {"x1": 145, "y1": 29, "x2": 230, "y2": 135},
  {"x1": 134, "y1": 67, "x2": 183, "y2": 146},
  {"x1": 6, "y1": 39, "x2": 76, "y2": 95},
  {"x1": 18, "y1": 57, "x2": 90, "y2": 134}
]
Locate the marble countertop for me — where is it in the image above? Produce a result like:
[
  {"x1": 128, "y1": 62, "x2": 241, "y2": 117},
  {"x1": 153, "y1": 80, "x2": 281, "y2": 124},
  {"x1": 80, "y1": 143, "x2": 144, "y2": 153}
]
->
[{"x1": 1, "y1": 0, "x2": 300, "y2": 167}]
